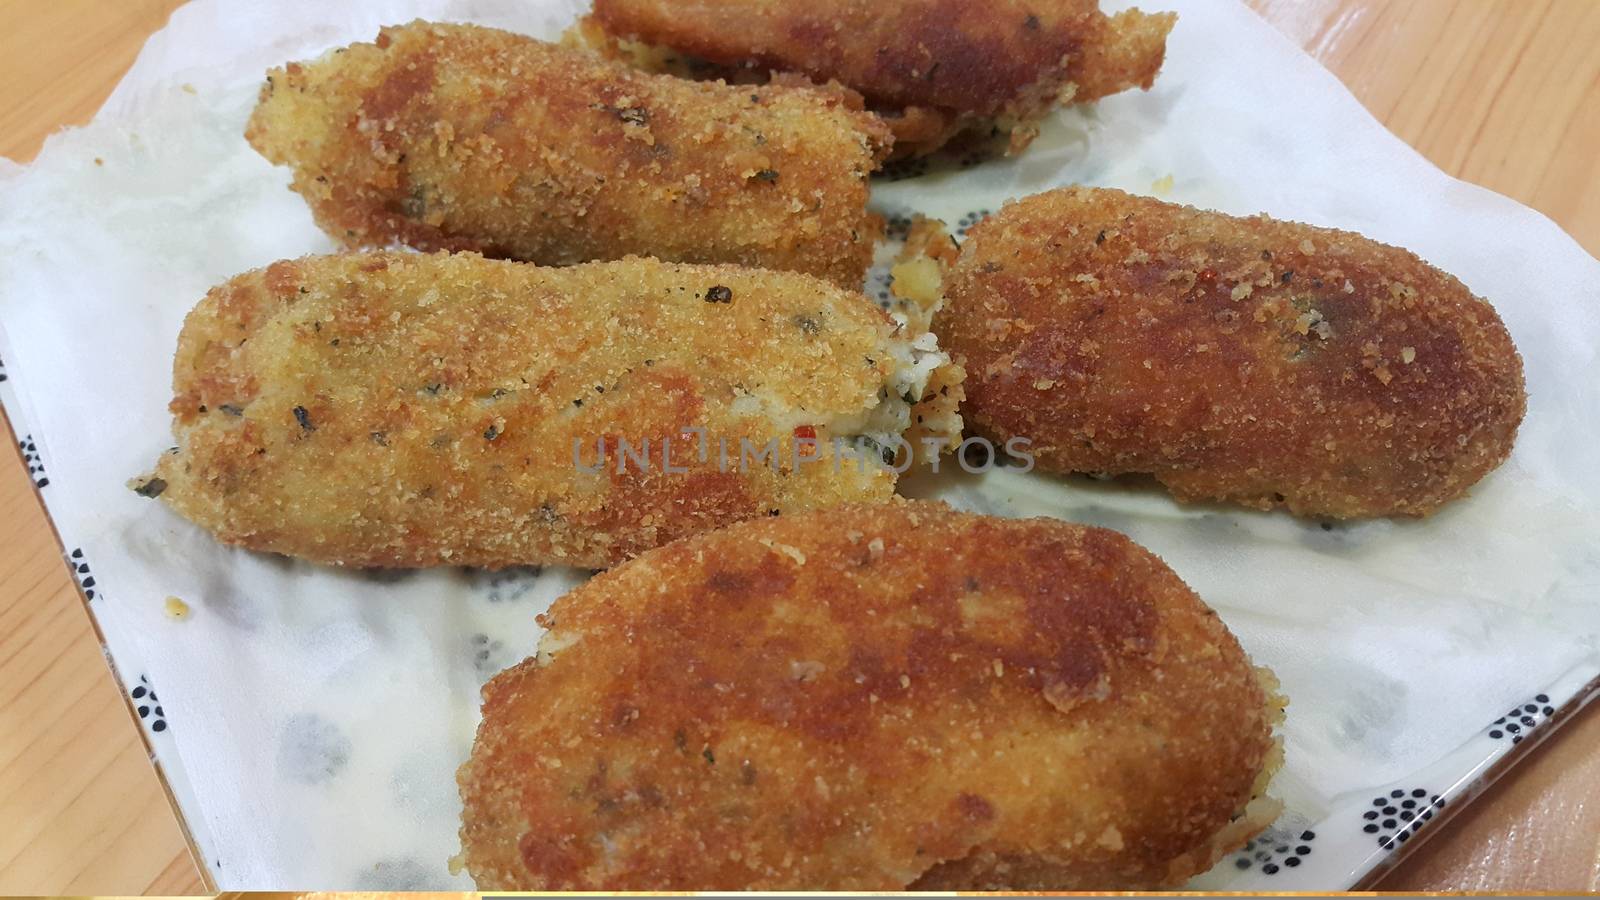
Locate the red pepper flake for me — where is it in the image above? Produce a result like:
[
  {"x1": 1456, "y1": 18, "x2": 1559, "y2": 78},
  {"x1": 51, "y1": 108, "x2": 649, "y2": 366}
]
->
[{"x1": 793, "y1": 424, "x2": 820, "y2": 460}]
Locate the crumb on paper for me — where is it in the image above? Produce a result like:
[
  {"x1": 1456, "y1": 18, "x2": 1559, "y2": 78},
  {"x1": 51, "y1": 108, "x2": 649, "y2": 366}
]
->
[
  {"x1": 129, "y1": 474, "x2": 167, "y2": 498},
  {"x1": 165, "y1": 596, "x2": 191, "y2": 620},
  {"x1": 1151, "y1": 173, "x2": 1174, "y2": 196},
  {"x1": 93, "y1": 157, "x2": 104, "y2": 166},
  {"x1": 181, "y1": 83, "x2": 197, "y2": 94}
]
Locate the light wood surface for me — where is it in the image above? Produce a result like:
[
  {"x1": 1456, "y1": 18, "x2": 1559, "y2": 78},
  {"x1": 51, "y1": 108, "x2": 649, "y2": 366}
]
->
[
  {"x1": 0, "y1": 3, "x2": 207, "y2": 894},
  {"x1": 0, "y1": 0, "x2": 1595, "y2": 893}
]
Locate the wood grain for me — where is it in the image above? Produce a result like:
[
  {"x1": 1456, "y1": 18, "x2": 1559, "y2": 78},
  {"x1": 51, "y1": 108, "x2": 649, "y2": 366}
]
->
[
  {"x1": 0, "y1": 3, "x2": 204, "y2": 895},
  {"x1": 1250, "y1": 0, "x2": 1600, "y2": 258},
  {"x1": 0, "y1": 0, "x2": 1595, "y2": 892}
]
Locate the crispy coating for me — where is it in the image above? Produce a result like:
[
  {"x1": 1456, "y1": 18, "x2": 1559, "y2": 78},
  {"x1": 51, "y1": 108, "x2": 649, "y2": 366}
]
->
[
  {"x1": 145, "y1": 252, "x2": 965, "y2": 569},
  {"x1": 585, "y1": 0, "x2": 1175, "y2": 157},
  {"x1": 246, "y1": 21, "x2": 890, "y2": 288},
  {"x1": 939, "y1": 187, "x2": 1527, "y2": 518},
  {"x1": 457, "y1": 499, "x2": 1283, "y2": 890}
]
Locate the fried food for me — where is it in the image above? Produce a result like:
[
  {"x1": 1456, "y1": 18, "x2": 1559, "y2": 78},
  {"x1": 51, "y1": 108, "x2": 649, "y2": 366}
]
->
[
  {"x1": 939, "y1": 187, "x2": 1527, "y2": 518},
  {"x1": 582, "y1": 0, "x2": 1176, "y2": 157},
  {"x1": 246, "y1": 21, "x2": 890, "y2": 289},
  {"x1": 139, "y1": 252, "x2": 961, "y2": 569},
  {"x1": 457, "y1": 499, "x2": 1282, "y2": 890}
]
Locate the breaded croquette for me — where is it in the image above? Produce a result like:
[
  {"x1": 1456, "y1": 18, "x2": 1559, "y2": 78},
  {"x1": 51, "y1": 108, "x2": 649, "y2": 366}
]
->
[
  {"x1": 139, "y1": 252, "x2": 961, "y2": 568},
  {"x1": 939, "y1": 187, "x2": 1527, "y2": 518},
  {"x1": 583, "y1": 0, "x2": 1175, "y2": 157},
  {"x1": 246, "y1": 21, "x2": 890, "y2": 288},
  {"x1": 457, "y1": 499, "x2": 1283, "y2": 890}
]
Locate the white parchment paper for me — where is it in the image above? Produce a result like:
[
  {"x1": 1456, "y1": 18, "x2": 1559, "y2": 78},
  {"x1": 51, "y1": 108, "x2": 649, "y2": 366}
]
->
[{"x1": 1, "y1": 0, "x2": 1597, "y2": 889}]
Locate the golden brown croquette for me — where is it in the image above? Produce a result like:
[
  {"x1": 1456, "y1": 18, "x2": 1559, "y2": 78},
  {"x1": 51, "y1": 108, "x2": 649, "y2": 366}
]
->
[
  {"x1": 583, "y1": 0, "x2": 1175, "y2": 157},
  {"x1": 246, "y1": 21, "x2": 891, "y2": 288},
  {"x1": 143, "y1": 252, "x2": 961, "y2": 568},
  {"x1": 938, "y1": 187, "x2": 1526, "y2": 518},
  {"x1": 457, "y1": 499, "x2": 1283, "y2": 890}
]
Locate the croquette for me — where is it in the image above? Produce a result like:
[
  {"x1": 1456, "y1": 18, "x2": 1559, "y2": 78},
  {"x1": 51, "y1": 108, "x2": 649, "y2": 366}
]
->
[
  {"x1": 457, "y1": 499, "x2": 1283, "y2": 890},
  {"x1": 938, "y1": 187, "x2": 1526, "y2": 518},
  {"x1": 245, "y1": 21, "x2": 891, "y2": 289},
  {"x1": 139, "y1": 252, "x2": 961, "y2": 568},
  {"x1": 583, "y1": 0, "x2": 1175, "y2": 157}
]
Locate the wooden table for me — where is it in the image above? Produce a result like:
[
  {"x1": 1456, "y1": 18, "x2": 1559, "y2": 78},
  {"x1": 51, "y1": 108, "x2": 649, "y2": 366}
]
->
[{"x1": 1, "y1": 0, "x2": 1597, "y2": 893}]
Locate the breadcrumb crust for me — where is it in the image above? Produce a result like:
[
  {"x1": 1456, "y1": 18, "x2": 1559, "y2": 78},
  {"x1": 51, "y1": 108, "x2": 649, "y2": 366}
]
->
[
  {"x1": 939, "y1": 187, "x2": 1527, "y2": 518},
  {"x1": 458, "y1": 499, "x2": 1281, "y2": 889},
  {"x1": 585, "y1": 0, "x2": 1174, "y2": 157},
  {"x1": 247, "y1": 21, "x2": 890, "y2": 288},
  {"x1": 149, "y1": 252, "x2": 962, "y2": 568}
]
